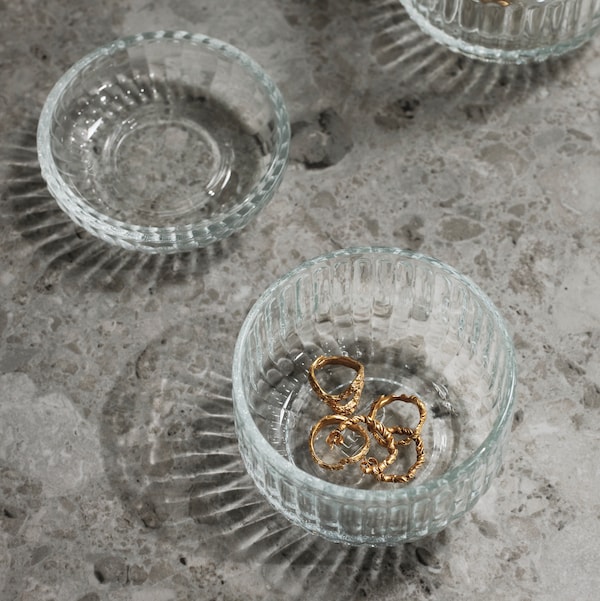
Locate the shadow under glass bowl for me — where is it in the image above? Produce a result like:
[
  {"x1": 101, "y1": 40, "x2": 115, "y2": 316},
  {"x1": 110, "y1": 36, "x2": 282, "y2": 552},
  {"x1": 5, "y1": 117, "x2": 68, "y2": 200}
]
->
[
  {"x1": 37, "y1": 31, "x2": 290, "y2": 253},
  {"x1": 232, "y1": 247, "x2": 517, "y2": 546},
  {"x1": 400, "y1": 0, "x2": 600, "y2": 63}
]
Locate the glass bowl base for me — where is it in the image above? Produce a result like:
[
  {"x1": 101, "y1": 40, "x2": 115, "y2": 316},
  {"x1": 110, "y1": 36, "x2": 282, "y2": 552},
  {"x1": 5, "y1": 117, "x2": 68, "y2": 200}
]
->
[{"x1": 58, "y1": 89, "x2": 264, "y2": 227}]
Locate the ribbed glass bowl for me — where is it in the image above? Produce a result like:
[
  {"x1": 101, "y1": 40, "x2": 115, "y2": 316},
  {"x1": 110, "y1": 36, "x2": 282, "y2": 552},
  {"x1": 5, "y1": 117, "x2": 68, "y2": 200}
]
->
[
  {"x1": 232, "y1": 247, "x2": 517, "y2": 545},
  {"x1": 400, "y1": 0, "x2": 600, "y2": 63},
  {"x1": 37, "y1": 31, "x2": 290, "y2": 253}
]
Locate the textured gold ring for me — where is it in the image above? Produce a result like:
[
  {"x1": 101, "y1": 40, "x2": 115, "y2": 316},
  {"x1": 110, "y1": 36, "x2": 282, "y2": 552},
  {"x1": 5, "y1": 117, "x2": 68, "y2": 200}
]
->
[
  {"x1": 308, "y1": 414, "x2": 370, "y2": 471},
  {"x1": 368, "y1": 393, "x2": 427, "y2": 447},
  {"x1": 308, "y1": 355, "x2": 365, "y2": 416},
  {"x1": 361, "y1": 434, "x2": 426, "y2": 484}
]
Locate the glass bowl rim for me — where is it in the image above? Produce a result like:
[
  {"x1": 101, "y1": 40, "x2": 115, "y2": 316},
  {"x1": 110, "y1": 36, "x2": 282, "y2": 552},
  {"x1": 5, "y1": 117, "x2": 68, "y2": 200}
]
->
[
  {"x1": 232, "y1": 246, "x2": 517, "y2": 503},
  {"x1": 398, "y1": 0, "x2": 600, "y2": 64},
  {"x1": 36, "y1": 30, "x2": 290, "y2": 248}
]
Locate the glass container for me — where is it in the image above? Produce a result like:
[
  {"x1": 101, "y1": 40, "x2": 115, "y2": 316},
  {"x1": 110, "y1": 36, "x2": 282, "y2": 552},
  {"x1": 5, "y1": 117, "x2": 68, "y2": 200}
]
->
[
  {"x1": 232, "y1": 247, "x2": 517, "y2": 545},
  {"x1": 37, "y1": 31, "x2": 290, "y2": 253},
  {"x1": 400, "y1": 0, "x2": 600, "y2": 63}
]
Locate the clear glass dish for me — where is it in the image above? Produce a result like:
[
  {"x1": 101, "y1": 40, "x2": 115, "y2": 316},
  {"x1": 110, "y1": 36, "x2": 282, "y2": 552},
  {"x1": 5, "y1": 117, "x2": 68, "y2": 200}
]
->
[
  {"x1": 400, "y1": 0, "x2": 600, "y2": 63},
  {"x1": 232, "y1": 247, "x2": 517, "y2": 545},
  {"x1": 37, "y1": 31, "x2": 290, "y2": 253}
]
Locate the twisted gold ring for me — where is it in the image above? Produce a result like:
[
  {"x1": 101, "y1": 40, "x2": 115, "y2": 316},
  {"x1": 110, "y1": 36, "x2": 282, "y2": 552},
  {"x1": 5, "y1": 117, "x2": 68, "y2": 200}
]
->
[
  {"x1": 368, "y1": 393, "x2": 427, "y2": 447},
  {"x1": 361, "y1": 434, "x2": 425, "y2": 483}
]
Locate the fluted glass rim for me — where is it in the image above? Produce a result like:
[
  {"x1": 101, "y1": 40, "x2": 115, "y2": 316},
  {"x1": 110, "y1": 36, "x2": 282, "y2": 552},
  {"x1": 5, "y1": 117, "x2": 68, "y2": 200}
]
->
[
  {"x1": 36, "y1": 30, "x2": 290, "y2": 253},
  {"x1": 232, "y1": 246, "x2": 517, "y2": 504},
  {"x1": 400, "y1": 0, "x2": 600, "y2": 63}
]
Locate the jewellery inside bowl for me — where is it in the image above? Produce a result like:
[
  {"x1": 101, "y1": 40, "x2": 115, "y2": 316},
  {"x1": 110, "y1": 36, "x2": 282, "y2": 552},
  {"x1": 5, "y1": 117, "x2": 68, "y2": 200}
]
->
[
  {"x1": 308, "y1": 355, "x2": 427, "y2": 484},
  {"x1": 232, "y1": 247, "x2": 517, "y2": 545}
]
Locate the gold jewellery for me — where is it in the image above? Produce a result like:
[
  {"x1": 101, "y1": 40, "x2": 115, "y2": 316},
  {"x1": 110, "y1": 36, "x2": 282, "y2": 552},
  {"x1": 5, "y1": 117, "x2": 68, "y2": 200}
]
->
[{"x1": 308, "y1": 355, "x2": 427, "y2": 484}]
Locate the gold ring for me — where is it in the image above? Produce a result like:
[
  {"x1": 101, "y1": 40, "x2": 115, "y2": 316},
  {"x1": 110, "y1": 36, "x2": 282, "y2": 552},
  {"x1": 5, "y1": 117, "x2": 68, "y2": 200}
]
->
[
  {"x1": 367, "y1": 393, "x2": 427, "y2": 446},
  {"x1": 308, "y1": 355, "x2": 365, "y2": 416},
  {"x1": 308, "y1": 414, "x2": 370, "y2": 470},
  {"x1": 362, "y1": 434, "x2": 426, "y2": 484}
]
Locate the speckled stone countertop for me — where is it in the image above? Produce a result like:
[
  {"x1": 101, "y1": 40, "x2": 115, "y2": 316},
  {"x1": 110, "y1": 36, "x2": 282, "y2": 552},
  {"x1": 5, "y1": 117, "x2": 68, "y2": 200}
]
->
[{"x1": 1, "y1": 1, "x2": 599, "y2": 600}]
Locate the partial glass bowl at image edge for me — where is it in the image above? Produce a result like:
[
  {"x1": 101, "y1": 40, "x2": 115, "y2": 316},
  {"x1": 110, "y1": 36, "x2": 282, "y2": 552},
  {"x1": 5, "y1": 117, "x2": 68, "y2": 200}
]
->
[
  {"x1": 36, "y1": 31, "x2": 290, "y2": 253},
  {"x1": 232, "y1": 247, "x2": 517, "y2": 546},
  {"x1": 400, "y1": 0, "x2": 600, "y2": 63}
]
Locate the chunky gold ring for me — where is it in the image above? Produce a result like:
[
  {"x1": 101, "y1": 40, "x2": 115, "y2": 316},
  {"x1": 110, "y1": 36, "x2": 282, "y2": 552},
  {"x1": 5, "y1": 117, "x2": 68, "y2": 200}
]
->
[
  {"x1": 308, "y1": 414, "x2": 370, "y2": 471},
  {"x1": 308, "y1": 355, "x2": 365, "y2": 416},
  {"x1": 368, "y1": 393, "x2": 427, "y2": 447}
]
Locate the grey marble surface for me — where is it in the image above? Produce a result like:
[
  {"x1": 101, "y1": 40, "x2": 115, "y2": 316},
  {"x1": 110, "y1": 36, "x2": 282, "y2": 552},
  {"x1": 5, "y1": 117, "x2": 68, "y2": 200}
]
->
[{"x1": 1, "y1": 1, "x2": 599, "y2": 599}]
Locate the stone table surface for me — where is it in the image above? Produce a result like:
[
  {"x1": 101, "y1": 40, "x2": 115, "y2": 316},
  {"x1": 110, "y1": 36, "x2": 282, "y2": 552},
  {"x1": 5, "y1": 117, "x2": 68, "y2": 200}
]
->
[{"x1": 1, "y1": 1, "x2": 599, "y2": 600}]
